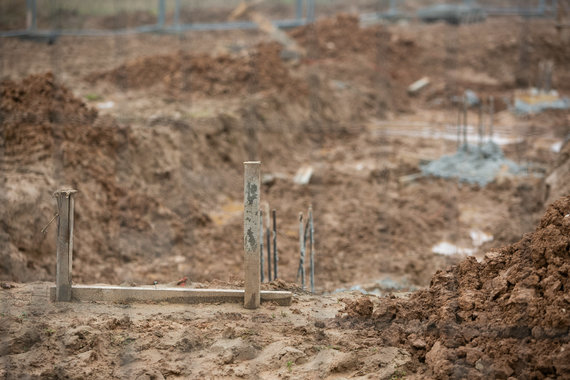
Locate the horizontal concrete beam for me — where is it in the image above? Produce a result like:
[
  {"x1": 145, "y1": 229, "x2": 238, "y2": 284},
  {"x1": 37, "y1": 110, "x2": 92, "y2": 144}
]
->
[{"x1": 49, "y1": 285, "x2": 292, "y2": 306}]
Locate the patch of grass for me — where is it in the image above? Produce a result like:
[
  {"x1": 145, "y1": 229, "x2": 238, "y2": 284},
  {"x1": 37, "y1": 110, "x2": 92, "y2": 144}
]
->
[
  {"x1": 45, "y1": 328, "x2": 55, "y2": 336},
  {"x1": 287, "y1": 360, "x2": 293, "y2": 372},
  {"x1": 85, "y1": 93, "x2": 103, "y2": 102}
]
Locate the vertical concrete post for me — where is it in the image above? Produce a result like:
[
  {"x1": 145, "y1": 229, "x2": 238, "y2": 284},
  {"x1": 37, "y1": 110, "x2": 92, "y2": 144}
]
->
[
  {"x1": 244, "y1": 162, "x2": 261, "y2": 309},
  {"x1": 54, "y1": 189, "x2": 77, "y2": 302}
]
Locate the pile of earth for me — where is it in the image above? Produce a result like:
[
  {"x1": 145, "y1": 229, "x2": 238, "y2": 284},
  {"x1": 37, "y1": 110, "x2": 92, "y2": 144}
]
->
[
  {"x1": 86, "y1": 42, "x2": 305, "y2": 97},
  {"x1": 339, "y1": 195, "x2": 570, "y2": 378},
  {"x1": 289, "y1": 14, "x2": 391, "y2": 59},
  {"x1": 0, "y1": 73, "x2": 210, "y2": 283}
]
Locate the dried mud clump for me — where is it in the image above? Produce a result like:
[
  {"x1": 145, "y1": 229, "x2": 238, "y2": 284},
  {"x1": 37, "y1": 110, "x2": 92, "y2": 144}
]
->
[
  {"x1": 340, "y1": 297, "x2": 374, "y2": 318},
  {"x1": 86, "y1": 42, "x2": 305, "y2": 97},
  {"x1": 341, "y1": 195, "x2": 570, "y2": 379}
]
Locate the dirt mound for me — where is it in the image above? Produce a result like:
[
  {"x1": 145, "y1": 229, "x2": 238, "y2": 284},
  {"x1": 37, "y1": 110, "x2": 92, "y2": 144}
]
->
[
  {"x1": 289, "y1": 14, "x2": 390, "y2": 59},
  {"x1": 0, "y1": 73, "x2": 208, "y2": 283},
  {"x1": 86, "y1": 42, "x2": 304, "y2": 97},
  {"x1": 339, "y1": 195, "x2": 570, "y2": 378}
]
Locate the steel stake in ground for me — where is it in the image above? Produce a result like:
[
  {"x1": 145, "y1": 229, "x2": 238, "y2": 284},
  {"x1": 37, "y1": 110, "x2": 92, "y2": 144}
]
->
[
  {"x1": 463, "y1": 96, "x2": 468, "y2": 150},
  {"x1": 54, "y1": 188, "x2": 77, "y2": 302},
  {"x1": 478, "y1": 102, "x2": 483, "y2": 148},
  {"x1": 244, "y1": 161, "x2": 261, "y2": 309},
  {"x1": 272, "y1": 209, "x2": 278, "y2": 280},
  {"x1": 260, "y1": 210, "x2": 264, "y2": 283},
  {"x1": 297, "y1": 212, "x2": 306, "y2": 289},
  {"x1": 266, "y1": 225, "x2": 271, "y2": 282},
  {"x1": 309, "y1": 206, "x2": 315, "y2": 293},
  {"x1": 489, "y1": 96, "x2": 494, "y2": 142}
]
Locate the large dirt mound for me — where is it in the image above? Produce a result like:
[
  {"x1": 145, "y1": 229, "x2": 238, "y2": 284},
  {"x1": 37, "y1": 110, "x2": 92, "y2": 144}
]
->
[
  {"x1": 0, "y1": 73, "x2": 208, "y2": 283},
  {"x1": 86, "y1": 42, "x2": 304, "y2": 97},
  {"x1": 340, "y1": 195, "x2": 570, "y2": 378}
]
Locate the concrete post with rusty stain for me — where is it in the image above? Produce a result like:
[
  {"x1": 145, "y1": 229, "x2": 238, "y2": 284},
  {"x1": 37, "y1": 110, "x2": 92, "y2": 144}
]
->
[
  {"x1": 244, "y1": 162, "x2": 261, "y2": 309},
  {"x1": 54, "y1": 188, "x2": 77, "y2": 302}
]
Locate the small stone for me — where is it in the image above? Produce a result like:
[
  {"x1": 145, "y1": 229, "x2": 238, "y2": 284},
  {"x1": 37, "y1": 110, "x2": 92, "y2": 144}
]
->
[
  {"x1": 412, "y1": 338, "x2": 426, "y2": 349},
  {"x1": 314, "y1": 321, "x2": 325, "y2": 329}
]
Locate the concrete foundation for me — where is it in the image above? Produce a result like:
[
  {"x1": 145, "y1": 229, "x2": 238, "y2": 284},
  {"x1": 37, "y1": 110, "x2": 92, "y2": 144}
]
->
[{"x1": 49, "y1": 285, "x2": 292, "y2": 306}]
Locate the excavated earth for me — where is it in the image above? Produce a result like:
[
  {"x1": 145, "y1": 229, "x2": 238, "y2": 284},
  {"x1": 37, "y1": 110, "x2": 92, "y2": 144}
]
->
[{"x1": 1, "y1": 12, "x2": 569, "y2": 379}]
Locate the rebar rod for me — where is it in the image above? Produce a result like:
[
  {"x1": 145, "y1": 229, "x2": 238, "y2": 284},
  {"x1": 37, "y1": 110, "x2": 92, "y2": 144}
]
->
[
  {"x1": 266, "y1": 227, "x2": 271, "y2": 282},
  {"x1": 297, "y1": 212, "x2": 306, "y2": 289},
  {"x1": 489, "y1": 96, "x2": 494, "y2": 142},
  {"x1": 478, "y1": 103, "x2": 483, "y2": 148},
  {"x1": 260, "y1": 211, "x2": 264, "y2": 283},
  {"x1": 272, "y1": 209, "x2": 278, "y2": 280},
  {"x1": 462, "y1": 96, "x2": 468, "y2": 151},
  {"x1": 309, "y1": 206, "x2": 315, "y2": 294}
]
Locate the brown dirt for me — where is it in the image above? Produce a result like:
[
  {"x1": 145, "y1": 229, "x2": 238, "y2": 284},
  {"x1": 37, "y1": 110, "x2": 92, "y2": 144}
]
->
[
  {"x1": 86, "y1": 42, "x2": 305, "y2": 98},
  {"x1": 338, "y1": 195, "x2": 570, "y2": 379},
  {"x1": 0, "y1": 73, "x2": 208, "y2": 283},
  {"x1": 1, "y1": 12, "x2": 569, "y2": 379}
]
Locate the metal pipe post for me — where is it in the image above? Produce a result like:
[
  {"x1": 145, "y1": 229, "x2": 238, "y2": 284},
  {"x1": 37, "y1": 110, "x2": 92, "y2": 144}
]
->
[
  {"x1": 244, "y1": 162, "x2": 261, "y2": 309},
  {"x1": 478, "y1": 103, "x2": 483, "y2": 148},
  {"x1": 462, "y1": 97, "x2": 468, "y2": 151},
  {"x1": 298, "y1": 212, "x2": 306, "y2": 289},
  {"x1": 456, "y1": 102, "x2": 461, "y2": 150},
  {"x1": 158, "y1": 0, "x2": 166, "y2": 29},
  {"x1": 260, "y1": 211, "x2": 264, "y2": 283},
  {"x1": 54, "y1": 189, "x2": 77, "y2": 302},
  {"x1": 174, "y1": 0, "x2": 181, "y2": 28},
  {"x1": 306, "y1": 0, "x2": 315, "y2": 22},
  {"x1": 266, "y1": 227, "x2": 271, "y2": 282},
  {"x1": 296, "y1": 0, "x2": 304, "y2": 20},
  {"x1": 309, "y1": 206, "x2": 315, "y2": 294},
  {"x1": 272, "y1": 209, "x2": 277, "y2": 280}
]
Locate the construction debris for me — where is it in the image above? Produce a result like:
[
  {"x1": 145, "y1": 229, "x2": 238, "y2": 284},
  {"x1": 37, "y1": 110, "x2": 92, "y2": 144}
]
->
[
  {"x1": 421, "y1": 142, "x2": 524, "y2": 186},
  {"x1": 407, "y1": 77, "x2": 430, "y2": 95},
  {"x1": 293, "y1": 165, "x2": 313, "y2": 185}
]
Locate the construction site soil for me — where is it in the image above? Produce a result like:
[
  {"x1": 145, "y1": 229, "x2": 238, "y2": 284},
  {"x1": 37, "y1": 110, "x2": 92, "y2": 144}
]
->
[{"x1": 1, "y1": 12, "x2": 569, "y2": 379}]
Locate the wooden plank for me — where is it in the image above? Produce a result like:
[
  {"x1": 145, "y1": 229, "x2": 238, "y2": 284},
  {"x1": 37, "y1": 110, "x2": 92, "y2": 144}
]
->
[{"x1": 49, "y1": 286, "x2": 292, "y2": 306}]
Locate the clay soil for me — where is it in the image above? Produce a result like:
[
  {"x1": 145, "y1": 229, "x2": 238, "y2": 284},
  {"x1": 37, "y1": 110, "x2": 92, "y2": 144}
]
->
[{"x1": 1, "y1": 11, "x2": 569, "y2": 379}]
